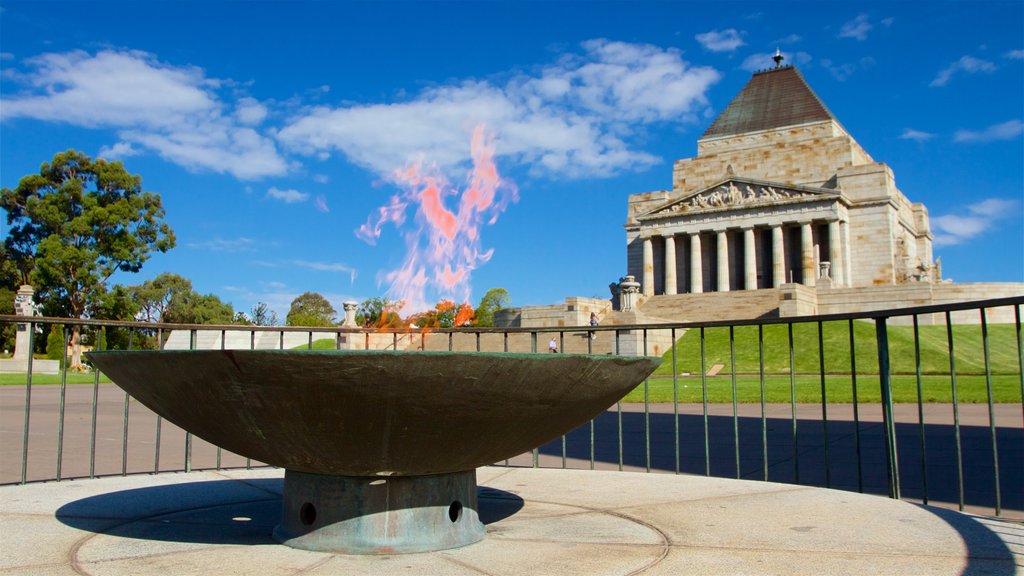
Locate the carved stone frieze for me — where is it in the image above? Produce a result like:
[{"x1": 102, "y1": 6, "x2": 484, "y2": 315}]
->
[{"x1": 642, "y1": 181, "x2": 835, "y2": 220}]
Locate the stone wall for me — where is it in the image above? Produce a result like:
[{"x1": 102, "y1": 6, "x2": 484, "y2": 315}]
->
[
  {"x1": 0, "y1": 358, "x2": 61, "y2": 374},
  {"x1": 162, "y1": 330, "x2": 417, "y2": 351},
  {"x1": 497, "y1": 297, "x2": 613, "y2": 329},
  {"x1": 845, "y1": 202, "x2": 897, "y2": 287},
  {"x1": 781, "y1": 282, "x2": 1023, "y2": 325},
  {"x1": 678, "y1": 121, "x2": 871, "y2": 192}
]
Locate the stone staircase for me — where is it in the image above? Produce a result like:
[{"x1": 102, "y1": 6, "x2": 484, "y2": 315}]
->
[{"x1": 637, "y1": 289, "x2": 781, "y2": 323}]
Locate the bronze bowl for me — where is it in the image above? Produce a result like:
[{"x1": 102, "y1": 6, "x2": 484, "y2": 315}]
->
[{"x1": 87, "y1": 349, "x2": 661, "y2": 553}]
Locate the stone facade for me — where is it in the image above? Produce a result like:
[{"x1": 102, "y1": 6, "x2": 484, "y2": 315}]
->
[{"x1": 626, "y1": 66, "x2": 936, "y2": 297}]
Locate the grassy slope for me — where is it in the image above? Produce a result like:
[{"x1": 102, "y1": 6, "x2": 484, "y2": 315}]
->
[{"x1": 653, "y1": 321, "x2": 1021, "y2": 376}]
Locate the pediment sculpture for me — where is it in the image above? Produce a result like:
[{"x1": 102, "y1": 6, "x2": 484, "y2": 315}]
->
[{"x1": 648, "y1": 181, "x2": 832, "y2": 217}]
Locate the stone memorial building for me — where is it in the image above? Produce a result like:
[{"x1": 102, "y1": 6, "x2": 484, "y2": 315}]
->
[
  {"x1": 626, "y1": 63, "x2": 936, "y2": 296},
  {"x1": 497, "y1": 59, "x2": 1019, "y2": 332}
]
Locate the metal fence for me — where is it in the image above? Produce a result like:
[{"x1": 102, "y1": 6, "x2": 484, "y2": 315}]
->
[{"x1": 1, "y1": 296, "x2": 1021, "y2": 518}]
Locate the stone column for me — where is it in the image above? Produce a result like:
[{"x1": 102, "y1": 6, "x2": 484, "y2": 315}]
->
[
  {"x1": 743, "y1": 227, "x2": 757, "y2": 290},
  {"x1": 642, "y1": 236, "x2": 654, "y2": 296},
  {"x1": 664, "y1": 234, "x2": 677, "y2": 295},
  {"x1": 828, "y1": 220, "x2": 843, "y2": 286},
  {"x1": 801, "y1": 222, "x2": 815, "y2": 287},
  {"x1": 716, "y1": 230, "x2": 729, "y2": 292},
  {"x1": 772, "y1": 226, "x2": 785, "y2": 287},
  {"x1": 841, "y1": 220, "x2": 852, "y2": 288},
  {"x1": 690, "y1": 232, "x2": 703, "y2": 294}
]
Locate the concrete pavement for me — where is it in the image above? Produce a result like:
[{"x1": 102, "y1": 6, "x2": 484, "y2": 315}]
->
[{"x1": 1, "y1": 467, "x2": 1021, "y2": 575}]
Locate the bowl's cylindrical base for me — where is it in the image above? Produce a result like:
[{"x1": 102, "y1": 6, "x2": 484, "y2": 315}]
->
[{"x1": 273, "y1": 469, "x2": 484, "y2": 554}]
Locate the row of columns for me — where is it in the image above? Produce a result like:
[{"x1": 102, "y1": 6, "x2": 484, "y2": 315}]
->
[{"x1": 641, "y1": 220, "x2": 846, "y2": 296}]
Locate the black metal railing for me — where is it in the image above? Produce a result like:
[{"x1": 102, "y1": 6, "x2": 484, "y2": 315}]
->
[{"x1": 1, "y1": 295, "x2": 1021, "y2": 518}]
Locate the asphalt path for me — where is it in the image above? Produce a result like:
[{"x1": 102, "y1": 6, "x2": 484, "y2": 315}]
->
[{"x1": 1, "y1": 383, "x2": 1020, "y2": 519}]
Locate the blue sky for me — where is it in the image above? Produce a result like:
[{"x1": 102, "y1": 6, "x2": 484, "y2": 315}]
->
[{"x1": 2, "y1": 1, "x2": 1022, "y2": 320}]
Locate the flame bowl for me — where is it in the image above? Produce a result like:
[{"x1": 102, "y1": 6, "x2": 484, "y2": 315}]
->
[{"x1": 86, "y1": 349, "x2": 661, "y2": 477}]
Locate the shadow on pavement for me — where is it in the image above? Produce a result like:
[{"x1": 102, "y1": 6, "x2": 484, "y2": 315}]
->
[
  {"x1": 919, "y1": 506, "x2": 1019, "y2": 576},
  {"x1": 538, "y1": 411, "x2": 1023, "y2": 514},
  {"x1": 56, "y1": 478, "x2": 524, "y2": 545}
]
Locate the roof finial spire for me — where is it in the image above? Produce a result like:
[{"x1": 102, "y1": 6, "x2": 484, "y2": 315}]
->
[{"x1": 772, "y1": 48, "x2": 784, "y2": 69}]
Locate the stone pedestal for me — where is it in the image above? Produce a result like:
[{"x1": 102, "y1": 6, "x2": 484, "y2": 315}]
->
[
  {"x1": 342, "y1": 301, "x2": 359, "y2": 328},
  {"x1": 618, "y1": 276, "x2": 641, "y2": 312},
  {"x1": 274, "y1": 469, "x2": 483, "y2": 554},
  {"x1": 13, "y1": 286, "x2": 35, "y2": 361}
]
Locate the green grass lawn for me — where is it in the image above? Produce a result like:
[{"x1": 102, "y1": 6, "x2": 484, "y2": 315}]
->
[
  {"x1": 0, "y1": 372, "x2": 111, "y2": 385},
  {"x1": 653, "y1": 321, "x2": 1021, "y2": 376},
  {"x1": 621, "y1": 373, "x2": 1022, "y2": 404}
]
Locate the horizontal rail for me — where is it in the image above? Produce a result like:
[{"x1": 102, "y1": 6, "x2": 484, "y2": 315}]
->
[{"x1": 2, "y1": 295, "x2": 1022, "y2": 334}]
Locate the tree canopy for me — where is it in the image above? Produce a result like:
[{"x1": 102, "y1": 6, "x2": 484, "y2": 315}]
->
[
  {"x1": 249, "y1": 302, "x2": 279, "y2": 326},
  {"x1": 356, "y1": 297, "x2": 403, "y2": 328},
  {"x1": 473, "y1": 287, "x2": 510, "y2": 327},
  {"x1": 163, "y1": 291, "x2": 235, "y2": 325},
  {"x1": 1, "y1": 150, "x2": 174, "y2": 367},
  {"x1": 1, "y1": 150, "x2": 175, "y2": 320},
  {"x1": 129, "y1": 272, "x2": 192, "y2": 323},
  {"x1": 286, "y1": 292, "x2": 337, "y2": 327}
]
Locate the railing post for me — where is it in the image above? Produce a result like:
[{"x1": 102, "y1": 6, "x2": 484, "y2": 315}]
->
[
  {"x1": 56, "y1": 326, "x2": 70, "y2": 481},
  {"x1": 20, "y1": 322, "x2": 36, "y2": 485},
  {"x1": 90, "y1": 327, "x2": 103, "y2": 478},
  {"x1": 874, "y1": 317, "x2": 899, "y2": 499}
]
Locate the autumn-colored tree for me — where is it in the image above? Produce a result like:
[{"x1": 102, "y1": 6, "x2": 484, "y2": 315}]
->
[{"x1": 435, "y1": 300, "x2": 475, "y2": 328}]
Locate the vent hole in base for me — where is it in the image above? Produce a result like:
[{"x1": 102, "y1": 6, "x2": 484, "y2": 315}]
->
[
  {"x1": 300, "y1": 502, "x2": 317, "y2": 526},
  {"x1": 448, "y1": 501, "x2": 463, "y2": 523}
]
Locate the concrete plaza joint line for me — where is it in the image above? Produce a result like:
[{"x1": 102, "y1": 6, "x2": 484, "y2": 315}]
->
[{"x1": 1, "y1": 468, "x2": 1021, "y2": 575}]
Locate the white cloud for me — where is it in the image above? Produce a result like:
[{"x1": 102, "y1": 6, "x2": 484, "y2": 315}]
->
[
  {"x1": 2, "y1": 49, "x2": 215, "y2": 127},
  {"x1": 932, "y1": 198, "x2": 1020, "y2": 246},
  {"x1": 185, "y1": 237, "x2": 258, "y2": 252},
  {"x1": 291, "y1": 260, "x2": 356, "y2": 282},
  {"x1": 0, "y1": 52, "x2": 13, "y2": 61},
  {"x1": 839, "y1": 14, "x2": 872, "y2": 40},
  {"x1": 278, "y1": 39, "x2": 720, "y2": 179},
  {"x1": 98, "y1": 141, "x2": 141, "y2": 158},
  {"x1": 267, "y1": 187, "x2": 309, "y2": 203},
  {"x1": 695, "y1": 29, "x2": 745, "y2": 52},
  {"x1": 740, "y1": 51, "x2": 812, "y2": 72},
  {"x1": 312, "y1": 174, "x2": 329, "y2": 184},
  {"x1": 930, "y1": 55, "x2": 996, "y2": 87},
  {"x1": 899, "y1": 128, "x2": 935, "y2": 141},
  {"x1": 235, "y1": 97, "x2": 268, "y2": 125},
  {"x1": 953, "y1": 119, "x2": 1024, "y2": 143},
  {"x1": 819, "y1": 56, "x2": 874, "y2": 81},
  {"x1": 1004, "y1": 49, "x2": 1024, "y2": 60},
  {"x1": 773, "y1": 34, "x2": 801, "y2": 45},
  {"x1": 1, "y1": 49, "x2": 286, "y2": 179},
  {"x1": 2, "y1": 42, "x2": 721, "y2": 185}
]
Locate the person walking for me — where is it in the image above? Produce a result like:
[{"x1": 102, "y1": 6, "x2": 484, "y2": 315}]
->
[{"x1": 548, "y1": 337, "x2": 558, "y2": 353}]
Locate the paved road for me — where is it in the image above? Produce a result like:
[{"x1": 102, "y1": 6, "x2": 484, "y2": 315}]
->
[{"x1": 2, "y1": 383, "x2": 1021, "y2": 519}]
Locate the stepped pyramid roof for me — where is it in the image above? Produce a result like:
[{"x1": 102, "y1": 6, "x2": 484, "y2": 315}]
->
[{"x1": 701, "y1": 65, "x2": 837, "y2": 139}]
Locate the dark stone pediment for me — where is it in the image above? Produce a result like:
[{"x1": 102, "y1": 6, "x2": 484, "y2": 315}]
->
[{"x1": 638, "y1": 179, "x2": 840, "y2": 220}]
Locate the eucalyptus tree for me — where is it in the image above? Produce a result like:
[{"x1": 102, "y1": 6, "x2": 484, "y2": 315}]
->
[{"x1": 1, "y1": 150, "x2": 175, "y2": 368}]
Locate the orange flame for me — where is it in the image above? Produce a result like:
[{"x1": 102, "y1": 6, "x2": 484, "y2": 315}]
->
[{"x1": 358, "y1": 124, "x2": 517, "y2": 316}]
